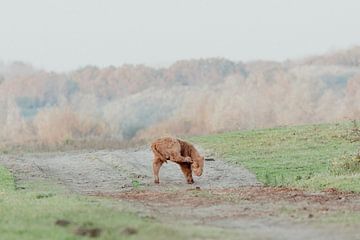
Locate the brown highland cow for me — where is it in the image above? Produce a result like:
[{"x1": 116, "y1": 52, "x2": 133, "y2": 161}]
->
[{"x1": 151, "y1": 137, "x2": 204, "y2": 184}]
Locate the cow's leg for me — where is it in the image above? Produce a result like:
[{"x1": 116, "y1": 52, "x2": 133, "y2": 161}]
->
[
  {"x1": 170, "y1": 152, "x2": 193, "y2": 163},
  {"x1": 152, "y1": 158, "x2": 163, "y2": 184},
  {"x1": 179, "y1": 163, "x2": 194, "y2": 184}
]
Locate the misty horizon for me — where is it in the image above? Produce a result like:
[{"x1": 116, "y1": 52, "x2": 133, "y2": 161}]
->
[{"x1": 1, "y1": 45, "x2": 359, "y2": 73}]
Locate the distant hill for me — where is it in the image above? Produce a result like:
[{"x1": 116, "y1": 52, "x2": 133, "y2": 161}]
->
[
  {"x1": 0, "y1": 47, "x2": 360, "y2": 145},
  {"x1": 302, "y1": 46, "x2": 360, "y2": 66}
]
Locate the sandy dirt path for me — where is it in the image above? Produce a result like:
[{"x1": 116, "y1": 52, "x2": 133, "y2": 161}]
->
[
  {"x1": 1, "y1": 147, "x2": 359, "y2": 240},
  {"x1": 0, "y1": 147, "x2": 259, "y2": 194}
]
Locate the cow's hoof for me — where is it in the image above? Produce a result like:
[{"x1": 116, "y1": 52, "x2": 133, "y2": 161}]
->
[
  {"x1": 154, "y1": 180, "x2": 160, "y2": 184},
  {"x1": 187, "y1": 179, "x2": 194, "y2": 184}
]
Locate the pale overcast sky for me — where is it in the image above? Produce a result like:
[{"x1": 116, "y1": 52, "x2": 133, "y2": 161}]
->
[{"x1": 0, "y1": 0, "x2": 359, "y2": 71}]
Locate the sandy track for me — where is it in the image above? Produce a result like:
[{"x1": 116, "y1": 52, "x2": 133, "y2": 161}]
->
[{"x1": 0, "y1": 147, "x2": 259, "y2": 194}]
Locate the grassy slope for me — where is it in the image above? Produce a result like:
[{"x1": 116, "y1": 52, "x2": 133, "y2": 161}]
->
[
  {"x1": 0, "y1": 166, "x2": 238, "y2": 240},
  {"x1": 190, "y1": 121, "x2": 360, "y2": 192}
]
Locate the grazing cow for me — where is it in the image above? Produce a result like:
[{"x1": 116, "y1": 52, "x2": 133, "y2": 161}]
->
[{"x1": 151, "y1": 137, "x2": 204, "y2": 184}]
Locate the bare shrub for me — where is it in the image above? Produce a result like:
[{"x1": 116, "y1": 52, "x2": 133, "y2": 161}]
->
[{"x1": 34, "y1": 106, "x2": 108, "y2": 145}]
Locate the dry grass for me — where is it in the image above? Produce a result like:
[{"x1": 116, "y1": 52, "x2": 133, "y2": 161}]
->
[{"x1": 330, "y1": 152, "x2": 360, "y2": 175}]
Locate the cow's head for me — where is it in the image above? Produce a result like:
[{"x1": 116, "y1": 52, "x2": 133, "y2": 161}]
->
[{"x1": 191, "y1": 156, "x2": 204, "y2": 176}]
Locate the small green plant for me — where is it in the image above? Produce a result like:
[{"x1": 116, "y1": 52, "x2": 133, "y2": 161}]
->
[
  {"x1": 264, "y1": 172, "x2": 271, "y2": 186},
  {"x1": 131, "y1": 179, "x2": 141, "y2": 188},
  {"x1": 263, "y1": 173, "x2": 286, "y2": 186},
  {"x1": 36, "y1": 192, "x2": 56, "y2": 199},
  {"x1": 279, "y1": 174, "x2": 285, "y2": 186},
  {"x1": 63, "y1": 138, "x2": 74, "y2": 145},
  {"x1": 0, "y1": 148, "x2": 9, "y2": 154}
]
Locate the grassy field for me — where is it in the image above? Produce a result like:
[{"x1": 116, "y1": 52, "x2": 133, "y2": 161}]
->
[
  {"x1": 0, "y1": 166, "x2": 237, "y2": 240},
  {"x1": 190, "y1": 121, "x2": 360, "y2": 192}
]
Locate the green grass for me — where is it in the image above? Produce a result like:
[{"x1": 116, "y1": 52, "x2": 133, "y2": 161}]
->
[
  {"x1": 190, "y1": 121, "x2": 360, "y2": 192},
  {"x1": 0, "y1": 166, "x2": 238, "y2": 240},
  {"x1": 0, "y1": 165, "x2": 14, "y2": 191}
]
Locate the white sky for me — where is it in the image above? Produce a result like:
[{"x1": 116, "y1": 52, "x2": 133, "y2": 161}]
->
[{"x1": 0, "y1": 0, "x2": 360, "y2": 71}]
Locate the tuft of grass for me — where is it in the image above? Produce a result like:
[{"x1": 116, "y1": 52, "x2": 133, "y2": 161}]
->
[
  {"x1": 35, "y1": 192, "x2": 56, "y2": 199},
  {"x1": 346, "y1": 120, "x2": 360, "y2": 143},
  {"x1": 295, "y1": 173, "x2": 360, "y2": 192},
  {"x1": 190, "y1": 121, "x2": 360, "y2": 192},
  {"x1": 330, "y1": 152, "x2": 360, "y2": 175},
  {"x1": 0, "y1": 165, "x2": 15, "y2": 192}
]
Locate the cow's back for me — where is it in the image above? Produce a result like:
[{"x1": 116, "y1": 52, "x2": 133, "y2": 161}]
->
[{"x1": 151, "y1": 137, "x2": 181, "y2": 160}]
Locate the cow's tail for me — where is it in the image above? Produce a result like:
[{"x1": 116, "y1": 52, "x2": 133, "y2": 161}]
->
[
  {"x1": 150, "y1": 142, "x2": 159, "y2": 155},
  {"x1": 151, "y1": 143, "x2": 167, "y2": 163}
]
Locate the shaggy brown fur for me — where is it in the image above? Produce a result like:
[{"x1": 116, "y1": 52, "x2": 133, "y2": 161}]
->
[{"x1": 151, "y1": 137, "x2": 205, "y2": 184}]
